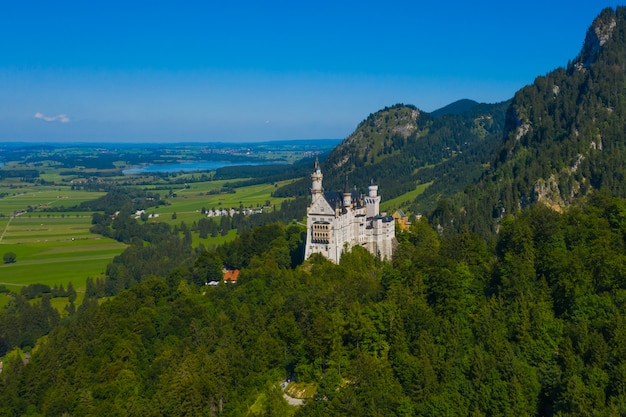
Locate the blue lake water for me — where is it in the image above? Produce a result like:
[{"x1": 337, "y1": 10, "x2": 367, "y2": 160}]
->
[{"x1": 122, "y1": 160, "x2": 282, "y2": 175}]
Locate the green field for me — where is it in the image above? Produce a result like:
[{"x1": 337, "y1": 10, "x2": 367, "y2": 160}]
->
[
  {"x1": 0, "y1": 179, "x2": 296, "y2": 295},
  {"x1": 0, "y1": 188, "x2": 106, "y2": 217},
  {"x1": 380, "y1": 181, "x2": 431, "y2": 213},
  {"x1": 145, "y1": 180, "x2": 294, "y2": 226},
  {"x1": 0, "y1": 239, "x2": 127, "y2": 291},
  {"x1": 0, "y1": 187, "x2": 126, "y2": 292},
  {"x1": 2, "y1": 215, "x2": 97, "y2": 243},
  {"x1": 192, "y1": 229, "x2": 239, "y2": 248}
]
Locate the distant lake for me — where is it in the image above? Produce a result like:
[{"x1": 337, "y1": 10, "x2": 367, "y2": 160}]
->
[{"x1": 122, "y1": 160, "x2": 282, "y2": 175}]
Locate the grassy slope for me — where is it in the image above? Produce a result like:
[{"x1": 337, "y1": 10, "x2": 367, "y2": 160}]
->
[{"x1": 380, "y1": 182, "x2": 431, "y2": 213}]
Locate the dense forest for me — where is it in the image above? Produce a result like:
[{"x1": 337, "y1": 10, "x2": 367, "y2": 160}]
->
[{"x1": 3, "y1": 193, "x2": 626, "y2": 416}]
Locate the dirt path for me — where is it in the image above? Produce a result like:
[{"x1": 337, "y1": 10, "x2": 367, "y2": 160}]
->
[
  {"x1": 0, "y1": 216, "x2": 13, "y2": 243},
  {"x1": 283, "y1": 393, "x2": 304, "y2": 406},
  {"x1": 281, "y1": 381, "x2": 305, "y2": 406}
]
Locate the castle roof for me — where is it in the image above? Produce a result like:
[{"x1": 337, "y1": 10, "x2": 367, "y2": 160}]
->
[{"x1": 323, "y1": 190, "x2": 362, "y2": 211}]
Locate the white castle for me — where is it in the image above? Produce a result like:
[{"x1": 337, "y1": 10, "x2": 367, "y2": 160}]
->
[{"x1": 304, "y1": 157, "x2": 395, "y2": 263}]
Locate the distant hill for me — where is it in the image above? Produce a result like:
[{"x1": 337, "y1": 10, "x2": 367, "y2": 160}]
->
[{"x1": 431, "y1": 99, "x2": 479, "y2": 118}]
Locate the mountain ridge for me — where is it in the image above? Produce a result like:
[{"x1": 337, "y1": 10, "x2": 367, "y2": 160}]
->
[
  {"x1": 274, "y1": 100, "x2": 508, "y2": 207},
  {"x1": 430, "y1": 99, "x2": 480, "y2": 118},
  {"x1": 277, "y1": 6, "x2": 626, "y2": 240},
  {"x1": 442, "y1": 6, "x2": 626, "y2": 237}
]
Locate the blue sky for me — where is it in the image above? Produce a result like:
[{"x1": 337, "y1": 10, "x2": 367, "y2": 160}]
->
[{"x1": 0, "y1": 1, "x2": 618, "y2": 143}]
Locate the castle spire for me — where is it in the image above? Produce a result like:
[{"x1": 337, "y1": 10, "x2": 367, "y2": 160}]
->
[
  {"x1": 368, "y1": 179, "x2": 378, "y2": 197},
  {"x1": 311, "y1": 155, "x2": 323, "y2": 197},
  {"x1": 343, "y1": 174, "x2": 352, "y2": 207}
]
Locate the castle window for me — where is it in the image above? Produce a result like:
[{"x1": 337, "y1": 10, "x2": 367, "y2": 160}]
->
[{"x1": 312, "y1": 221, "x2": 331, "y2": 243}]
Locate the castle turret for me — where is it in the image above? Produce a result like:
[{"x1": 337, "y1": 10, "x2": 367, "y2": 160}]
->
[
  {"x1": 343, "y1": 175, "x2": 352, "y2": 208},
  {"x1": 368, "y1": 180, "x2": 378, "y2": 197},
  {"x1": 365, "y1": 179, "x2": 381, "y2": 217},
  {"x1": 311, "y1": 156, "x2": 323, "y2": 198}
]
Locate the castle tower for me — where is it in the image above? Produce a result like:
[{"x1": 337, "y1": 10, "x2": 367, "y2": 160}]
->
[
  {"x1": 342, "y1": 175, "x2": 352, "y2": 208},
  {"x1": 311, "y1": 156, "x2": 323, "y2": 199},
  {"x1": 365, "y1": 179, "x2": 380, "y2": 217}
]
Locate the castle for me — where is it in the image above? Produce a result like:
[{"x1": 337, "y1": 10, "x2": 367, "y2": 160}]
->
[{"x1": 304, "y1": 157, "x2": 395, "y2": 263}]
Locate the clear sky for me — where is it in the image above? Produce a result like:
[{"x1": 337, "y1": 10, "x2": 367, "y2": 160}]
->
[{"x1": 0, "y1": 1, "x2": 619, "y2": 143}]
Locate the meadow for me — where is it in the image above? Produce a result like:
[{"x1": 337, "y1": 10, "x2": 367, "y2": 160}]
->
[
  {"x1": 380, "y1": 181, "x2": 430, "y2": 213},
  {"x1": 0, "y1": 187, "x2": 103, "y2": 216},
  {"x1": 0, "y1": 219, "x2": 126, "y2": 309},
  {"x1": 145, "y1": 178, "x2": 295, "y2": 226},
  {"x1": 0, "y1": 176, "x2": 296, "y2": 300},
  {"x1": 0, "y1": 215, "x2": 127, "y2": 292},
  {"x1": 0, "y1": 188, "x2": 119, "y2": 284}
]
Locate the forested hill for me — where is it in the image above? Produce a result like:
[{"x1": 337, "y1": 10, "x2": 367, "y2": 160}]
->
[
  {"x1": 279, "y1": 6, "x2": 626, "y2": 239},
  {"x1": 274, "y1": 101, "x2": 508, "y2": 205},
  {"x1": 443, "y1": 7, "x2": 626, "y2": 237},
  {"x1": 5, "y1": 194, "x2": 626, "y2": 415},
  {"x1": 430, "y1": 99, "x2": 479, "y2": 118}
]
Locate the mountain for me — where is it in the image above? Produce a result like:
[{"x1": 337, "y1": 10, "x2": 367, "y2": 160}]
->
[
  {"x1": 274, "y1": 101, "x2": 508, "y2": 209},
  {"x1": 430, "y1": 99, "x2": 480, "y2": 118},
  {"x1": 279, "y1": 6, "x2": 626, "y2": 240},
  {"x1": 440, "y1": 7, "x2": 626, "y2": 236}
]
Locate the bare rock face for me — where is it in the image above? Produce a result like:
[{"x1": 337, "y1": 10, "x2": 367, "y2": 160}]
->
[
  {"x1": 533, "y1": 175, "x2": 564, "y2": 212},
  {"x1": 576, "y1": 8, "x2": 617, "y2": 69}
]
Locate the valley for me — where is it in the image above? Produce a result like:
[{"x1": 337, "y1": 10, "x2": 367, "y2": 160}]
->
[{"x1": 0, "y1": 142, "x2": 332, "y2": 301}]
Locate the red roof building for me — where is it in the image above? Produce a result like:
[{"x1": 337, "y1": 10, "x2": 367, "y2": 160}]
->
[{"x1": 223, "y1": 269, "x2": 240, "y2": 283}]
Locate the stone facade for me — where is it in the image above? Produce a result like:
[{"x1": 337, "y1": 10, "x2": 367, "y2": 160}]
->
[{"x1": 304, "y1": 158, "x2": 395, "y2": 263}]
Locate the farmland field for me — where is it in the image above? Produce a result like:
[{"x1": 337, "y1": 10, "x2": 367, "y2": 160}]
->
[
  {"x1": 146, "y1": 179, "x2": 295, "y2": 226},
  {"x1": 0, "y1": 187, "x2": 126, "y2": 292},
  {"x1": 0, "y1": 179, "x2": 295, "y2": 293},
  {"x1": 0, "y1": 142, "x2": 305, "y2": 302},
  {"x1": 0, "y1": 188, "x2": 106, "y2": 216},
  {"x1": 0, "y1": 234, "x2": 126, "y2": 292}
]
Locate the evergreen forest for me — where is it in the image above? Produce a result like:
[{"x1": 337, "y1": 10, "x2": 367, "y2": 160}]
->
[{"x1": 4, "y1": 194, "x2": 626, "y2": 416}]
